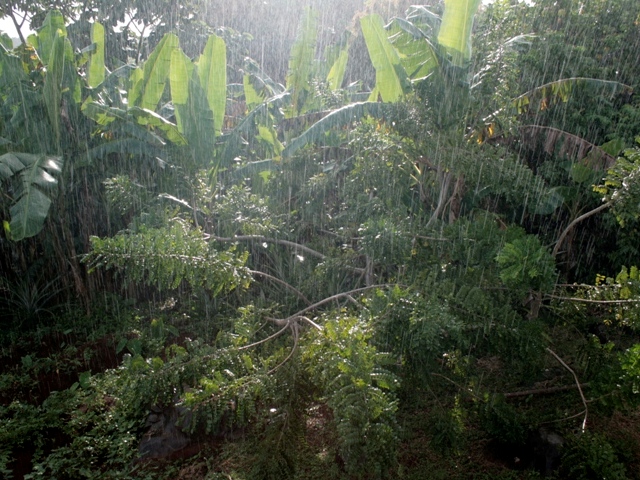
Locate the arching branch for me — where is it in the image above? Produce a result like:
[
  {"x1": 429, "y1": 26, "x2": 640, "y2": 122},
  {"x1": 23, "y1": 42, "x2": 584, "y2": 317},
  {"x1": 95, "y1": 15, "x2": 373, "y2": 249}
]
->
[{"x1": 552, "y1": 201, "x2": 612, "y2": 257}]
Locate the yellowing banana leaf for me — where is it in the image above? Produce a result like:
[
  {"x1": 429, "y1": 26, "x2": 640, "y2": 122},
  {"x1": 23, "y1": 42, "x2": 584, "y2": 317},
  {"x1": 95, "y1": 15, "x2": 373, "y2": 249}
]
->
[
  {"x1": 361, "y1": 14, "x2": 409, "y2": 102},
  {"x1": 437, "y1": 0, "x2": 481, "y2": 67},
  {"x1": 519, "y1": 125, "x2": 617, "y2": 170},
  {"x1": 512, "y1": 78, "x2": 633, "y2": 115}
]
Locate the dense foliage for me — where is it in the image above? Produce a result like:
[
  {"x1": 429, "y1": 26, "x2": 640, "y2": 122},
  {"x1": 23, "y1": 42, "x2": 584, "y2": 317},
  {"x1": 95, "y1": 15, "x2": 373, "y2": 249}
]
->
[{"x1": 2, "y1": 0, "x2": 640, "y2": 479}]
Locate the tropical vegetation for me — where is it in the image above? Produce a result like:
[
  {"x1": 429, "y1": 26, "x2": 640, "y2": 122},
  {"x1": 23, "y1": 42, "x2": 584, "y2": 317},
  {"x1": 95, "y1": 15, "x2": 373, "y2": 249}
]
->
[{"x1": 2, "y1": 0, "x2": 640, "y2": 478}]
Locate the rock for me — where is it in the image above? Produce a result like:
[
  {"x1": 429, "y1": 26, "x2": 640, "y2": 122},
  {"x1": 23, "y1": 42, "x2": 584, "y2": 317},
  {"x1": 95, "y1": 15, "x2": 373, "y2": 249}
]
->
[{"x1": 138, "y1": 403, "x2": 197, "y2": 460}]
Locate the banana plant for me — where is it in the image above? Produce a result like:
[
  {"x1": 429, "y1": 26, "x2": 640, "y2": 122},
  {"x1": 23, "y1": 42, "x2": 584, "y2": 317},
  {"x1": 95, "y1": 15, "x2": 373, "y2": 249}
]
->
[
  {"x1": 0, "y1": 11, "x2": 75, "y2": 241},
  {"x1": 283, "y1": 0, "x2": 483, "y2": 158}
]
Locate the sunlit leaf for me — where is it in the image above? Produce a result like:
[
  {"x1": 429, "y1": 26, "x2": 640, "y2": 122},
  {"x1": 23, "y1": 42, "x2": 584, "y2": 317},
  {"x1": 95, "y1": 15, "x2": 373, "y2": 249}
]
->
[
  {"x1": 286, "y1": 7, "x2": 317, "y2": 116},
  {"x1": 360, "y1": 14, "x2": 408, "y2": 102},
  {"x1": 437, "y1": 0, "x2": 482, "y2": 66},
  {"x1": 88, "y1": 22, "x2": 105, "y2": 88},
  {"x1": 197, "y1": 34, "x2": 227, "y2": 136}
]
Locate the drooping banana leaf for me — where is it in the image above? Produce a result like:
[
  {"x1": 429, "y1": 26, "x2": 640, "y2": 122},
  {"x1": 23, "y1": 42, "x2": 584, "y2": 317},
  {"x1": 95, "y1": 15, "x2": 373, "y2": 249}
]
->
[
  {"x1": 0, "y1": 153, "x2": 63, "y2": 240},
  {"x1": 512, "y1": 78, "x2": 633, "y2": 115},
  {"x1": 360, "y1": 14, "x2": 409, "y2": 103},
  {"x1": 127, "y1": 107, "x2": 187, "y2": 145},
  {"x1": 437, "y1": 0, "x2": 482, "y2": 67},
  {"x1": 286, "y1": 7, "x2": 317, "y2": 116},
  {"x1": 88, "y1": 22, "x2": 105, "y2": 88},
  {"x1": 518, "y1": 125, "x2": 617, "y2": 170},
  {"x1": 283, "y1": 102, "x2": 390, "y2": 158},
  {"x1": 197, "y1": 34, "x2": 227, "y2": 136}
]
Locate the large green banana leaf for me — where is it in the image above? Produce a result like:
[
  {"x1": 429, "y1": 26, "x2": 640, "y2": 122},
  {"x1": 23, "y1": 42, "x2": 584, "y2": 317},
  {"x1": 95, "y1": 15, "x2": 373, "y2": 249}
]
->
[
  {"x1": 360, "y1": 14, "x2": 409, "y2": 102},
  {"x1": 129, "y1": 34, "x2": 179, "y2": 111},
  {"x1": 0, "y1": 153, "x2": 63, "y2": 241},
  {"x1": 88, "y1": 22, "x2": 105, "y2": 88},
  {"x1": 437, "y1": 0, "x2": 482, "y2": 66},
  {"x1": 197, "y1": 35, "x2": 227, "y2": 136},
  {"x1": 326, "y1": 43, "x2": 349, "y2": 91},
  {"x1": 387, "y1": 16, "x2": 439, "y2": 81},
  {"x1": 286, "y1": 8, "x2": 317, "y2": 116}
]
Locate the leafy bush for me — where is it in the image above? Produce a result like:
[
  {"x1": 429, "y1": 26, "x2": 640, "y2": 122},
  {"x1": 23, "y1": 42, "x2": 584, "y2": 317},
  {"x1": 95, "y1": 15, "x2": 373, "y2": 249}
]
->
[{"x1": 560, "y1": 432, "x2": 628, "y2": 480}]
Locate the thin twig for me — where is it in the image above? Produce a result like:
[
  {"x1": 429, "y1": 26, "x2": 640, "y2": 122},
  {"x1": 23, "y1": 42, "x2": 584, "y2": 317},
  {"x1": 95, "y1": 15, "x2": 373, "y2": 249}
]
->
[
  {"x1": 430, "y1": 373, "x2": 483, "y2": 400},
  {"x1": 546, "y1": 347, "x2": 588, "y2": 432},
  {"x1": 250, "y1": 270, "x2": 311, "y2": 305},
  {"x1": 285, "y1": 284, "x2": 400, "y2": 321},
  {"x1": 211, "y1": 234, "x2": 366, "y2": 274}
]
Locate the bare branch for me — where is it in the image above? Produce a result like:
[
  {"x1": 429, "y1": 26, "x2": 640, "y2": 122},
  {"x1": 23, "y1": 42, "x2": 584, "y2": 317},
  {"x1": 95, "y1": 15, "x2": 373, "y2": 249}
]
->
[
  {"x1": 546, "y1": 294, "x2": 640, "y2": 305},
  {"x1": 238, "y1": 321, "x2": 290, "y2": 351},
  {"x1": 504, "y1": 383, "x2": 590, "y2": 398},
  {"x1": 546, "y1": 347, "x2": 588, "y2": 432},
  {"x1": 552, "y1": 201, "x2": 612, "y2": 257}
]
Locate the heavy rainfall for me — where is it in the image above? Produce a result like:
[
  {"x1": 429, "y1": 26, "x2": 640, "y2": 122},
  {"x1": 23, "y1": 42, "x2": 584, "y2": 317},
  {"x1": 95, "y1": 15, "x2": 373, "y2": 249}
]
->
[{"x1": 1, "y1": 0, "x2": 640, "y2": 478}]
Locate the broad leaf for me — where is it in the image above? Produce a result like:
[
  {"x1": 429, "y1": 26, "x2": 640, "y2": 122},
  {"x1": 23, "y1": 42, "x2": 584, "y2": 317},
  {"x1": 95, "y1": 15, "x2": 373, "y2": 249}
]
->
[
  {"x1": 286, "y1": 8, "x2": 317, "y2": 115},
  {"x1": 42, "y1": 30, "x2": 67, "y2": 149},
  {"x1": 197, "y1": 35, "x2": 227, "y2": 136},
  {"x1": 326, "y1": 43, "x2": 349, "y2": 91},
  {"x1": 437, "y1": 0, "x2": 482, "y2": 66},
  {"x1": 361, "y1": 14, "x2": 408, "y2": 102},
  {"x1": 133, "y1": 33, "x2": 180, "y2": 111},
  {"x1": 88, "y1": 22, "x2": 105, "y2": 88},
  {"x1": 0, "y1": 153, "x2": 63, "y2": 241},
  {"x1": 387, "y1": 17, "x2": 439, "y2": 81},
  {"x1": 128, "y1": 107, "x2": 187, "y2": 145},
  {"x1": 34, "y1": 10, "x2": 68, "y2": 65}
]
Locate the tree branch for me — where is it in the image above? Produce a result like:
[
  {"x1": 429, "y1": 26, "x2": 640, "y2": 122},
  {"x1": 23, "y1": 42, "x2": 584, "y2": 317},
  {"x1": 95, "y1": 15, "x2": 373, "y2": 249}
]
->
[
  {"x1": 552, "y1": 201, "x2": 612, "y2": 257},
  {"x1": 504, "y1": 383, "x2": 590, "y2": 398},
  {"x1": 546, "y1": 347, "x2": 588, "y2": 432},
  {"x1": 211, "y1": 234, "x2": 366, "y2": 274},
  {"x1": 545, "y1": 294, "x2": 640, "y2": 304}
]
